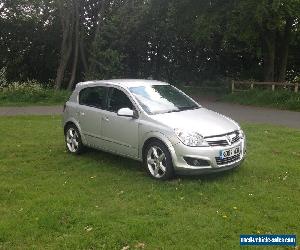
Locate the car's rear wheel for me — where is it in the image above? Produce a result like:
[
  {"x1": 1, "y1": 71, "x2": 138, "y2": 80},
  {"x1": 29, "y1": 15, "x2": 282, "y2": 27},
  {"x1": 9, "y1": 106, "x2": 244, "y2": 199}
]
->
[
  {"x1": 144, "y1": 140, "x2": 174, "y2": 180},
  {"x1": 65, "y1": 125, "x2": 83, "y2": 154}
]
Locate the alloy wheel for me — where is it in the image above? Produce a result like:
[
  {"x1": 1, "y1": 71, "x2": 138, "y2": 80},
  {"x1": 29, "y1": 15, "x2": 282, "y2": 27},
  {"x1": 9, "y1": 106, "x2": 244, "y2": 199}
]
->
[
  {"x1": 146, "y1": 146, "x2": 167, "y2": 178},
  {"x1": 66, "y1": 128, "x2": 79, "y2": 153}
]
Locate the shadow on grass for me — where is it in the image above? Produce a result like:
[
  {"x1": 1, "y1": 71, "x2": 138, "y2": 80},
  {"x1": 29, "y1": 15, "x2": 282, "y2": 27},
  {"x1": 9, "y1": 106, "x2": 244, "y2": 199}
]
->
[
  {"x1": 179, "y1": 167, "x2": 241, "y2": 182},
  {"x1": 80, "y1": 147, "x2": 144, "y2": 174},
  {"x1": 76, "y1": 147, "x2": 241, "y2": 182}
]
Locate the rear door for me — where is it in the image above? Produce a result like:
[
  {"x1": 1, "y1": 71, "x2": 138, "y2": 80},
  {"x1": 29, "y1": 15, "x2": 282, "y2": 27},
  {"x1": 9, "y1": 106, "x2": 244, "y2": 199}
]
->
[
  {"x1": 77, "y1": 86, "x2": 108, "y2": 148},
  {"x1": 100, "y1": 87, "x2": 139, "y2": 158}
]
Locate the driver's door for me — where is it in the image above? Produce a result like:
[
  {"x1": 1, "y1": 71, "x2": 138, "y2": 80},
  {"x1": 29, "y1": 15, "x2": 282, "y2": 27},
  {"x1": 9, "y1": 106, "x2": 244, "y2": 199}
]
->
[{"x1": 100, "y1": 87, "x2": 139, "y2": 158}]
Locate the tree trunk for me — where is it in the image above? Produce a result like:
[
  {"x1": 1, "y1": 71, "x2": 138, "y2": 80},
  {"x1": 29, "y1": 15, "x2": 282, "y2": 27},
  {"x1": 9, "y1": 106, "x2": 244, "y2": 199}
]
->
[
  {"x1": 79, "y1": 35, "x2": 88, "y2": 72},
  {"x1": 55, "y1": 38, "x2": 73, "y2": 89},
  {"x1": 55, "y1": 19, "x2": 69, "y2": 89},
  {"x1": 277, "y1": 17, "x2": 293, "y2": 82},
  {"x1": 262, "y1": 30, "x2": 276, "y2": 82},
  {"x1": 55, "y1": 0, "x2": 75, "y2": 90},
  {"x1": 67, "y1": 0, "x2": 79, "y2": 90}
]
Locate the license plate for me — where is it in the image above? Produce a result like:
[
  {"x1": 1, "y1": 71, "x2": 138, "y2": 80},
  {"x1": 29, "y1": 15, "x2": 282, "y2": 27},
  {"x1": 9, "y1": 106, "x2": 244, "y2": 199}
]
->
[{"x1": 220, "y1": 146, "x2": 241, "y2": 159}]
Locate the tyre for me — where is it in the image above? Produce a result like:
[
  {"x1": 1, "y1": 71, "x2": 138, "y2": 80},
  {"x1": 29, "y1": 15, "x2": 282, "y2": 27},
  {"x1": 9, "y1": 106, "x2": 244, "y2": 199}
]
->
[
  {"x1": 143, "y1": 140, "x2": 174, "y2": 180},
  {"x1": 65, "y1": 124, "x2": 84, "y2": 155}
]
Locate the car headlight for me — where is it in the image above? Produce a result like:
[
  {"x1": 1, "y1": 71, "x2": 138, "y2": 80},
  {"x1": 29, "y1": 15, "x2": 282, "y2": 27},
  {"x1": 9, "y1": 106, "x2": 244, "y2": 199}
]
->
[
  {"x1": 174, "y1": 129, "x2": 209, "y2": 147},
  {"x1": 238, "y1": 129, "x2": 245, "y2": 139}
]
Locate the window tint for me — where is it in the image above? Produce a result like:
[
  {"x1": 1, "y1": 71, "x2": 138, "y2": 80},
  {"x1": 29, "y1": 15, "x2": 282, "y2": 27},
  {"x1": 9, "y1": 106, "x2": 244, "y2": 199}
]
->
[
  {"x1": 79, "y1": 87, "x2": 107, "y2": 109},
  {"x1": 108, "y1": 88, "x2": 133, "y2": 112}
]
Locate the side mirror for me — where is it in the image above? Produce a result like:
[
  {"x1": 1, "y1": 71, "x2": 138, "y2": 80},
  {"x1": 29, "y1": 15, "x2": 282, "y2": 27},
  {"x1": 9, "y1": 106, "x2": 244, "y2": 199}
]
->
[{"x1": 117, "y1": 108, "x2": 136, "y2": 118}]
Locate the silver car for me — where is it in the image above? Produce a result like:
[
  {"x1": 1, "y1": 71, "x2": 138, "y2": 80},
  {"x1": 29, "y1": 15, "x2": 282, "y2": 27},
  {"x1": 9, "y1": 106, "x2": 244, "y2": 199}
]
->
[{"x1": 63, "y1": 79, "x2": 246, "y2": 180}]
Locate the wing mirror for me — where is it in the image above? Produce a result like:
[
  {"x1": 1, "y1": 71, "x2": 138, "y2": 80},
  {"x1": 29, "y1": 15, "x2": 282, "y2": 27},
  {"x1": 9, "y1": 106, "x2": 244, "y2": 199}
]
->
[{"x1": 117, "y1": 108, "x2": 138, "y2": 118}]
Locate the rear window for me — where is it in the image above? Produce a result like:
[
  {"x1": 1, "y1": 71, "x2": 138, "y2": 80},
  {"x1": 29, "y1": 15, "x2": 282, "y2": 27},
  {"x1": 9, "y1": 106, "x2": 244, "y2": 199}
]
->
[{"x1": 79, "y1": 86, "x2": 108, "y2": 109}]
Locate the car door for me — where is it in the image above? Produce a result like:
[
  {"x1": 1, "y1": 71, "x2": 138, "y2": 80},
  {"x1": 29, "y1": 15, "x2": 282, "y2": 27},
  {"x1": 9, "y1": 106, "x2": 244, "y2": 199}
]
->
[
  {"x1": 77, "y1": 86, "x2": 108, "y2": 148},
  {"x1": 100, "y1": 87, "x2": 139, "y2": 158}
]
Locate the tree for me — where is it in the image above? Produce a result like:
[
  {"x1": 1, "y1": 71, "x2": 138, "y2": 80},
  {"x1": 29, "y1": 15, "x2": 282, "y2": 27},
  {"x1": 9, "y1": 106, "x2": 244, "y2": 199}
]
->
[
  {"x1": 67, "y1": 0, "x2": 79, "y2": 90},
  {"x1": 55, "y1": 0, "x2": 112, "y2": 89},
  {"x1": 54, "y1": 0, "x2": 75, "y2": 89},
  {"x1": 226, "y1": 0, "x2": 300, "y2": 81},
  {"x1": 1, "y1": 0, "x2": 300, "y2": 87},
  {"x1": 0, "y1": 0, "x2": 61, "y2": 83},
  {"x1": 191, "y1": 0, "x2": 300, "y2": 82},
  {"x1": 86, "y1": 0, "x2": 150, "y2": 80}
]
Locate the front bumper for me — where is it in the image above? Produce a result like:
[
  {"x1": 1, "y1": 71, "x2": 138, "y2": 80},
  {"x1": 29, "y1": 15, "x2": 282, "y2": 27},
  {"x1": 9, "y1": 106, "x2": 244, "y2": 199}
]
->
[{"x1": 170, "y1": 138, "x2": 246, "y2": 175}]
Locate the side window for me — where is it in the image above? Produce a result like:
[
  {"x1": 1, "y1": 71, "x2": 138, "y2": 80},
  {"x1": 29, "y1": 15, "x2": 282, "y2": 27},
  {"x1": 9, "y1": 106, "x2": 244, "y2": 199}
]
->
[
  {"x1": 108, "y1": 88, "x2": 134, "y2": 113},
  {"x1": 79, "y1": 87, "x2": 107, "y2": 109}
]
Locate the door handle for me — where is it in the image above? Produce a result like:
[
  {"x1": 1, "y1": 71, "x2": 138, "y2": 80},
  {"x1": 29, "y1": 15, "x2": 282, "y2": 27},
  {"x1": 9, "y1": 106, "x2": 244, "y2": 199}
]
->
[{"x1": 79, "y1": 112, "x2": 85, "y2": 116}]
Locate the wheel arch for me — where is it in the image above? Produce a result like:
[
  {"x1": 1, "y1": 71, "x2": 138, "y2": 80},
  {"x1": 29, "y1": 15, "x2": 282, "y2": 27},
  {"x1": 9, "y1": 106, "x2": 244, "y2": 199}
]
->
[
  {"x1": 63, "y1": 119, "x2": 87, "y2": 145},
  {"x1": 141, "y1": 132, "x2": 177, "y2": 163}
]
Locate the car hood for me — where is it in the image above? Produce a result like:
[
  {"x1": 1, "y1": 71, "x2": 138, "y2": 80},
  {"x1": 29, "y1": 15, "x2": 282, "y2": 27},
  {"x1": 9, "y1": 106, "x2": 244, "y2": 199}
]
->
[{"x1": 151, "y1": 108, "x2": 239, "y2": 137}]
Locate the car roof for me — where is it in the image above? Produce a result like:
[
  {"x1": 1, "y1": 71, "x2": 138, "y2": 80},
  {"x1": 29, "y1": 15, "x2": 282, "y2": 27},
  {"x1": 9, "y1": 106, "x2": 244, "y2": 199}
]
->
[{"x1": 76, "y1": 79, "x2": 169, "y2": 89}]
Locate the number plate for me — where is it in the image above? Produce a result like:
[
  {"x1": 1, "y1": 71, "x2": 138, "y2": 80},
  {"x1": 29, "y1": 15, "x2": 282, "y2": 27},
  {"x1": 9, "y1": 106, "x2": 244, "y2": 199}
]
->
[{"x1": 220, "y1": 146, "x2": 241, "y2": 159}]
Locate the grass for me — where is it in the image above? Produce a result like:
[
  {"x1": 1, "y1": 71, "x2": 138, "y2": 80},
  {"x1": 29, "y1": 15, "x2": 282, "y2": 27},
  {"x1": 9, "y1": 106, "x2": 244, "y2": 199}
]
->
[
  {"x1": 0, "y1": 116, "x2": 299, "y2": 249},
  {"x1": 0, "y1": 89, "x2": 70, "y2": 107},
  {"x1": 221, "y1": 90, "x2": 300, "y2": 111},
  {"x1": 180, "y1": 86, "x2": 300, "y2": 112}
]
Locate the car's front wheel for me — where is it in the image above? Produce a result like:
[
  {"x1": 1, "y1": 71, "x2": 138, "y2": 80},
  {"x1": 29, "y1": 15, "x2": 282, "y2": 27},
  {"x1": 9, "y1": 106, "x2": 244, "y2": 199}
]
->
[
  {"x1": 144, "y1": 140, "x2": 174, "y2": 180},
  {"x1": 65, "y1": 125, "x2": 84, "y2": 154}
]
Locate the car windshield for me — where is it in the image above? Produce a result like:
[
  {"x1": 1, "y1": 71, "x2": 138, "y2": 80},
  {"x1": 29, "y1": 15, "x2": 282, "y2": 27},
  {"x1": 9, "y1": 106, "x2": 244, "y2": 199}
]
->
[{"x1": 129, "y1": 85, "x2": 200, "y2": 115}]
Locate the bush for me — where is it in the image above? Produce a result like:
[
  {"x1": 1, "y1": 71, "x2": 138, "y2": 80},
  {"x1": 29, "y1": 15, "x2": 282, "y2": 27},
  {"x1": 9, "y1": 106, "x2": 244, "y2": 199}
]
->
[{"x1": 0, "y1": 80, "x2": 70, "y2": 106}]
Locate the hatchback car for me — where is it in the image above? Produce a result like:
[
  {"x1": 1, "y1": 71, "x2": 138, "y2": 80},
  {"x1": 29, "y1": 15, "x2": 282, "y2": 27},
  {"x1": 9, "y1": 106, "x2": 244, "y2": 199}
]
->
[{"x1": 63, "y1": 79, "x2": 246, "y2": 180}]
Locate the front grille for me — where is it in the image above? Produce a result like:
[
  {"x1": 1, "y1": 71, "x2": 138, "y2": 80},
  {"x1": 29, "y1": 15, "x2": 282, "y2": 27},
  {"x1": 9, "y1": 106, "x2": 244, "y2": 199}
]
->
[
  {"x1": 215, "y1": 154, "x2": 241, "y2": 166},
  {"x1": 208, "y1": 140, "x2": 228, "y2": 146},
  {"x1": 206, "y1": 131, "x2": 240, "y2": 147}
]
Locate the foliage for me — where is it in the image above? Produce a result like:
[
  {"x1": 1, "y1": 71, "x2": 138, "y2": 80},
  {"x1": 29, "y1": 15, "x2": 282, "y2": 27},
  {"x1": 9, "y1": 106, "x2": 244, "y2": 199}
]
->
[
  {"x1": 0, "y1": 116, "x2": 299, "y2": 249},
  {"x1": 0, "y1": 80, "x2": 70, "y2": 106},
  {"x1": 0, "y1": 80, "x2": 43, "y2": 92},
  {"x1": 0, "y1": 0, "x2": 60, "y2": 83},
  {"x1": 87, "y1": 1, "x2": 150, "y2": 80},
  {"x1": 222, "y1": 89, "x2": 300, "y2": 111},
  {"x1": 192, "y1": 0, "x2": 300, "y2": 81},
  {"x1": 86, "y1": 0, "x2": 300, "y2": 83},
  {"x1": 0, "y1": 67, "x2": 8, "y2": 87},
  {"x1": 86, "y1": 48, "x2": 125, "y2": 80},
  {"x1": 0, "y1": 0, "x2": 300, "y2": 88}
]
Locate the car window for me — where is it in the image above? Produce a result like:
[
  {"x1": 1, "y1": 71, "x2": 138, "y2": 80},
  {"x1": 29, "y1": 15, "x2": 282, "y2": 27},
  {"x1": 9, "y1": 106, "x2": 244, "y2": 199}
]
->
[
  {"x1": 79, "y1": 86, "x2": 108, "y2": 109},
  {"x1": 108, "y1": 88, "x2": 134, "y2": 112}
]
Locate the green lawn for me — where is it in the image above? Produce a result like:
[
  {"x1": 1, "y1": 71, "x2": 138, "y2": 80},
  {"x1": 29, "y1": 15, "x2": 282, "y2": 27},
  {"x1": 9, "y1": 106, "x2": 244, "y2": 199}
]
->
[
  {"x1": 0, "y1": 116, "x2": 299, "y2": 249},
  {"x1": 0, "y1": 89, "x2": 70, "y2": 107}
]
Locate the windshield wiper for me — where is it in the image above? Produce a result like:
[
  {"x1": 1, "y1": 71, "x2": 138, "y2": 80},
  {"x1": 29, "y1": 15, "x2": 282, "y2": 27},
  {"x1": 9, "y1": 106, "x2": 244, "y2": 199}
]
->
[
  {"x1": 178, "y1": 106, "x2": 200, "y2": 111},
  {"x1": 165, "y1": 109, "x2": 181, "y2": 114},
  {"x1": 163, "y1": 106, "x2": 199, "y2": 114},
  {"x1": 155, "y1": 106, "x2": 200, "y2": 114}
]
